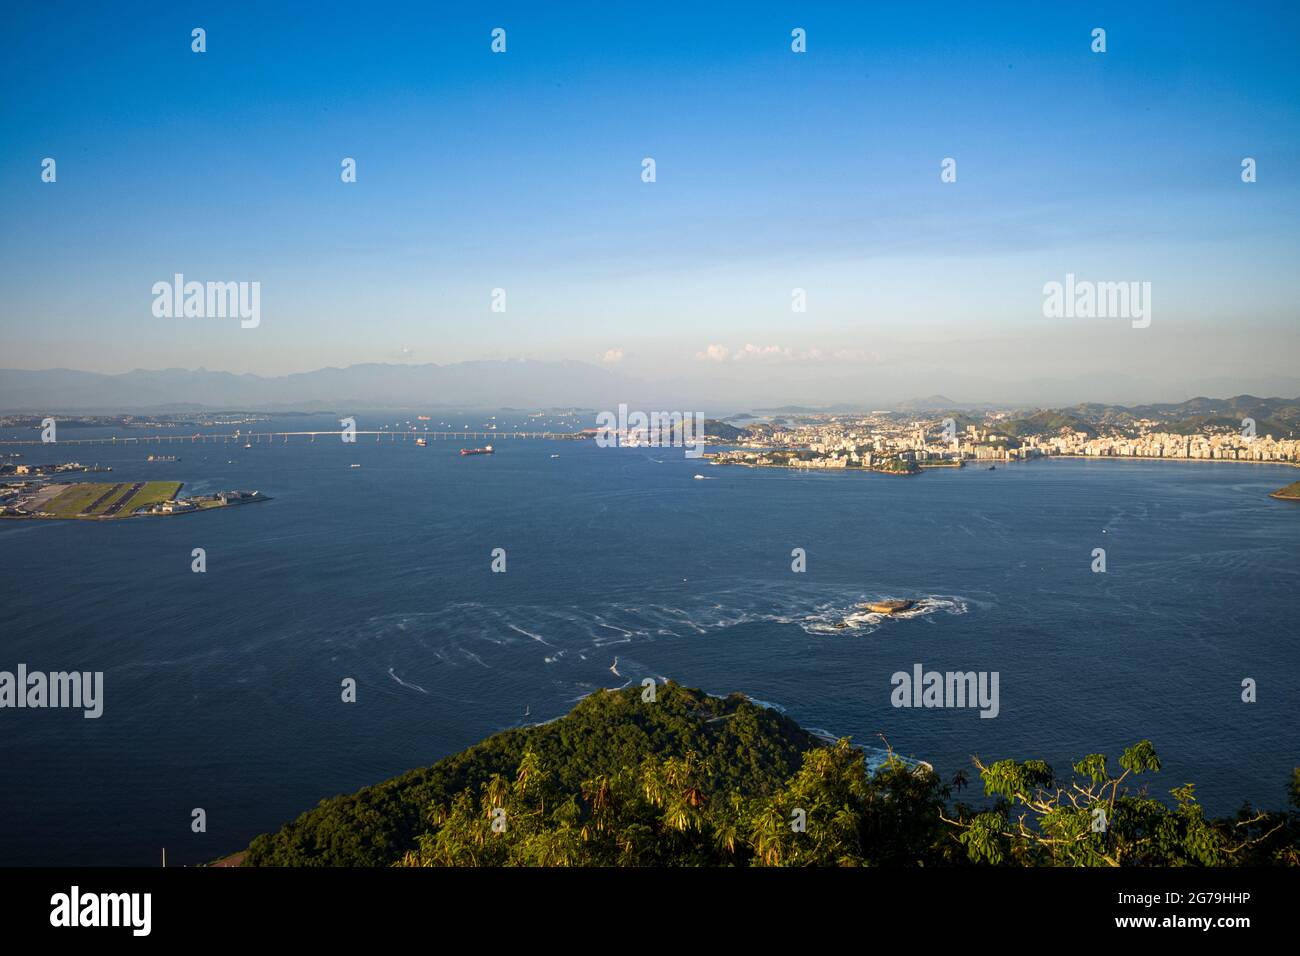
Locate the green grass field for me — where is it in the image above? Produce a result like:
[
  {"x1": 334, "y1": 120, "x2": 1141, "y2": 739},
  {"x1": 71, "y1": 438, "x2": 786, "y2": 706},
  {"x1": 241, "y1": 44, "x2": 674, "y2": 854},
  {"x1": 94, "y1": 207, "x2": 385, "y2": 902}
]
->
[
  {"x1": 112, "y1": 481, "x2": 184, "y2": 515},
  {"x1": 42, "y1": 483, "x2": 103, "y2": 517},
  {"x1": 45, "y1": 481, "x2": 183, "y2": 518}
]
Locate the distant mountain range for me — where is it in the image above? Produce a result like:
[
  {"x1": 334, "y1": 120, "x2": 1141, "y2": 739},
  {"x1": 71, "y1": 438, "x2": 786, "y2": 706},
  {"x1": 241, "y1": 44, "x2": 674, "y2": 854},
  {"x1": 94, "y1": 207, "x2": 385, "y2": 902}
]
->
[
  {"x1": 0, "y1": 362, "x2": 645, "y2": 413},
  {"x1": 990, "y1": 396, "x2": 1300, "y2": 439},
  {"x1": 2, "y1": 364, "x2": 1296, "y2": 434},
  {"x1": 752, "y1": 396, "x2": 1017, "y2": 415},
  {"x1": 717, "y1": 395, "x2": 1300, "y2": 443}
]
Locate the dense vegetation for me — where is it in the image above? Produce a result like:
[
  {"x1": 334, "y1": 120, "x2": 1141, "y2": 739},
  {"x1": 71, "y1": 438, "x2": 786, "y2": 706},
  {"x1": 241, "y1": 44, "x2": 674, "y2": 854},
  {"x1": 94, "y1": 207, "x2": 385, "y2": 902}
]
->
[
  {"x1": 988, "y1": 396, "x2": 1300, "y2": 442},
  {"x1": 243, "y1": 683, "x2": 1300, "y2": 867},
  {"x1": 1063, "y1": 395, "x2": 1300, "y2": 434},
  {"x1": 1271, "y1": 480, "x2": 1300, "y2": 500},
  {"x1": 993, "y1": 410, "x2": 1096, "y2": 440},
  {"x1": 701, "y1": 419, "x2": 751, "y2": 441}
]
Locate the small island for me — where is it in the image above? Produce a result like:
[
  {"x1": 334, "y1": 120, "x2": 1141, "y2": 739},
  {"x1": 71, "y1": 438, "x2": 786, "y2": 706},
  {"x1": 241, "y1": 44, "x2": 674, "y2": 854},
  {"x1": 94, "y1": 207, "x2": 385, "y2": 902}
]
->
[
  {"x1": 0, "y1": 480, "x2": 269, "y2": 520},
  {"x1": 1270, "y1": 480, "x2": 1300, "y2": 501},
  {"x1": 863, "y1": 599, "x2": 917, "y2": 615}
]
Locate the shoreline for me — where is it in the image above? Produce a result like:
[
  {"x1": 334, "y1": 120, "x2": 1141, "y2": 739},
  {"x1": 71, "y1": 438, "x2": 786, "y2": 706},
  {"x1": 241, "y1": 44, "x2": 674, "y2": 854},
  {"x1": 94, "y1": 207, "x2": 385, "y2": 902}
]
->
[
  {"x1": 708, "y1": 460, "x2": 920, "y2": 476},
  {"x1": 0, "y1": 481, "x2": 271, "y2": 521},
  {"x1": 708, "y1": 453, "x2": 1300, "y2": 474},
  {"x1": 1050, "y1": 454, "x2": 1300, "y2": 468}
]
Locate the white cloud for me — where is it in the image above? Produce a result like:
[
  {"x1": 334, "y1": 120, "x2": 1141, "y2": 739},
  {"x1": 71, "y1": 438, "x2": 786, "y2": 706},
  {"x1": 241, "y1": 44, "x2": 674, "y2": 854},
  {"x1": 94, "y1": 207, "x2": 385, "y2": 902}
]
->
[
  {"x1": 696, "y1": 343, "x2": 879, "y2": 364},
  {"x1": 600, "y1": 347, "x2": 625, "y2": 364},
  {"x1": 734, "y1": 343, "x2": 789, "y2": 361}
]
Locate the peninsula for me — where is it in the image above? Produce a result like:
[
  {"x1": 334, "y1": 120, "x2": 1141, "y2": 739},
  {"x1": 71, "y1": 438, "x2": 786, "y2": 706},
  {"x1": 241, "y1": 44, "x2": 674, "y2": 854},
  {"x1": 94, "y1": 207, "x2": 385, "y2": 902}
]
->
[
  {"x1": 1270, "y1": 480, "x2": 1300, "y2": 501},
  {"x1": 0, "y1": 480, "x2": 269, "y2": 520},
  {"x1": 229, "y1": 682, "x2": 1300, "y2": 868}
]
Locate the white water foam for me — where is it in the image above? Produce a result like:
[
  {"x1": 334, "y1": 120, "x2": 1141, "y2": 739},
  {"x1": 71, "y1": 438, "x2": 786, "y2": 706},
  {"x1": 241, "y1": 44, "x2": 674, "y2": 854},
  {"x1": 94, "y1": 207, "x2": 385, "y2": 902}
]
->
[
  {"x1": 386, "y1": 667, "x2": 428, "y2": 694},
  {"x1": 800, "y1": 594, "x2": 970, "y2": 636},
  {"x1": 343, "y1": 587, "x2": 978, "y2": 683},
  {"x1": 508, "y1": 624, "x2": 553, "y2": 646}
]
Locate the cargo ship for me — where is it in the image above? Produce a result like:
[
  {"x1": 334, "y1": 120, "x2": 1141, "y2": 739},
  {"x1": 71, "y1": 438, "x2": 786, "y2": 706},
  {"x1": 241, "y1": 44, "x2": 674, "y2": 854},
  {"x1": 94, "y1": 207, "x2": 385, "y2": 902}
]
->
[{"x1": 460, "y1": 445, "x2": 494, "y2": 456}]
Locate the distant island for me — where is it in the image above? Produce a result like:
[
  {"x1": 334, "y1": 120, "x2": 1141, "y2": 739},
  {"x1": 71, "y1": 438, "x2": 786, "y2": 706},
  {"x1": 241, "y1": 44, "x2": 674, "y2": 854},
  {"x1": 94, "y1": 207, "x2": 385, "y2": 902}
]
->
[
  {"x1": 229, "y1": 683, "x2": 1300, "y2": 868},
  {"x1": 1271, "y1": 480, "x2": 1300, "y2": 501},
  {"x1": 0, "y1": 480, "x2": 269, "y2": 520}
]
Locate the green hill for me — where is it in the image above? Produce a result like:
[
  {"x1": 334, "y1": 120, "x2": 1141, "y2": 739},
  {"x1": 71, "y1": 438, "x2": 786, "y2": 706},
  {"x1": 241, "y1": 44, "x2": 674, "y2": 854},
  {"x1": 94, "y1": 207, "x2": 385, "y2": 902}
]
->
[
  {"x1": 239, "y1": 683, "x2": 1300, "y2": 867},
  {"x1": 1271, "y1": 480, "x2": 1300, "y2": 500},
  {"x1": 995, "y1": 410, "x2": 1096, "y2": 439},
  {"x1": 702, "y1": 419, "x2": 752, "y2": 441},
  {"x1": 244, "y1": 684, "x2": 814, "y2": 866}
]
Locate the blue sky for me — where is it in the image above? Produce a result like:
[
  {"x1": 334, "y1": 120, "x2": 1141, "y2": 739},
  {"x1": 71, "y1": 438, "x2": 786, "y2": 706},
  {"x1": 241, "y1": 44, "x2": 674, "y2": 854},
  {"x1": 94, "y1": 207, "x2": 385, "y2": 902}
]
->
[{"x1": 2, "y1": 1, "x2": 1298, "y2": 405}]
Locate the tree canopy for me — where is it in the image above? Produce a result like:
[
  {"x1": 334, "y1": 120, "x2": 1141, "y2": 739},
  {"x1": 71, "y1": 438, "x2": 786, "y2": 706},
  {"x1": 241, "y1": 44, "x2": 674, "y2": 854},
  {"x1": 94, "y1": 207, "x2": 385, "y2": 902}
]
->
[{"x1": 241, "y1": 683, "x2": 1300, "y2": 867}]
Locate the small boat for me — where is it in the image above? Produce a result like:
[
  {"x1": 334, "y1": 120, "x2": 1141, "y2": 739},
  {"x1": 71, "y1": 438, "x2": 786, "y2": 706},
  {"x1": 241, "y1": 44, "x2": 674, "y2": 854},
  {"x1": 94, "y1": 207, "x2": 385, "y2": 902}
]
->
[
  {"x1": 244, "y1": 443, "x2": 252, "y2": 449},
  {"x1": 414, "y1": 438, "x2": 427, "y2": 447},
  {"x1": 987, "y1": 465, "x2": 996, "y2": 471},
  {"x1": 862, "y1": 599, "x2": 917, "y2": 615},
  {"x1": 550, "y1": 454, "x2": 560, "y2": 459},
  {"x1": 693, "y1": 474, "x2": 705, "y2": 480},
  {"x1": 350, "y1": 464, "x2": 361, "y2": 468}
]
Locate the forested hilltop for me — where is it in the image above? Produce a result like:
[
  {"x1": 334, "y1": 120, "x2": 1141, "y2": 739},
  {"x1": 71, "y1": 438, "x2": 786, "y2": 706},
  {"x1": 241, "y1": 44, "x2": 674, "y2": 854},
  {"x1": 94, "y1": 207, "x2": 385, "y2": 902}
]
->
[{"x1": 242, "y1": 683, "x2": 1300, "y2": 867}]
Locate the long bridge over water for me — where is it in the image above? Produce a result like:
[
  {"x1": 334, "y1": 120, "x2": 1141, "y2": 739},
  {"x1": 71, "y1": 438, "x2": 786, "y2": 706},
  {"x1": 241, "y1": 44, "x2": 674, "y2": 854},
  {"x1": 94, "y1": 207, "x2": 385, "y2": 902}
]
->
[{"x1": 0, "y1": 430, "x2": 592, "y2": 447}]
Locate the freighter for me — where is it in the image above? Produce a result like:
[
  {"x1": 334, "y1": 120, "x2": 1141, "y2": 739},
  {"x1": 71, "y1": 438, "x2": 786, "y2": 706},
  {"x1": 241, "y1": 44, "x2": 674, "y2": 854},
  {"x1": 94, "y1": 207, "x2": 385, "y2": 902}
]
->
[{"x1": 460, "y1": 445, "x2": 494, "y2": 456}]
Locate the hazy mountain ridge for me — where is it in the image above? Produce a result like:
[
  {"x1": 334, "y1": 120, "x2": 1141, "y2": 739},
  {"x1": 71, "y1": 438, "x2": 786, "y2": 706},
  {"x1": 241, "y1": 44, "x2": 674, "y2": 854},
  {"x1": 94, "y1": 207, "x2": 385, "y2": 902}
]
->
[
  {"x1": 0, "y1": 361, "x2": 645, "y2": 412},
  {"x1": 2, "y1": 364, "x2": 1297, "y2": 427}
]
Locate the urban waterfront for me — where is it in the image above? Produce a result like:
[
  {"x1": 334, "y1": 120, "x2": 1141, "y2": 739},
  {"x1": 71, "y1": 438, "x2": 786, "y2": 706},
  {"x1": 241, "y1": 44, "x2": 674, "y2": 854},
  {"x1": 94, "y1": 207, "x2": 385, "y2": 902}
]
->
[{"x1": 1, "y1": 413, "x2": 1296, "y2": 866}]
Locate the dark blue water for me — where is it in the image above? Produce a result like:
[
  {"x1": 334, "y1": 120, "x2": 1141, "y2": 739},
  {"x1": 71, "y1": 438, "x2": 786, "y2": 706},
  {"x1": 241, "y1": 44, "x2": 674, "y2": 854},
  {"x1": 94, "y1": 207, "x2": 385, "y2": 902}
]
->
[{"x1": 2, "y1": 413, "x2": 1298, "y2": 865}]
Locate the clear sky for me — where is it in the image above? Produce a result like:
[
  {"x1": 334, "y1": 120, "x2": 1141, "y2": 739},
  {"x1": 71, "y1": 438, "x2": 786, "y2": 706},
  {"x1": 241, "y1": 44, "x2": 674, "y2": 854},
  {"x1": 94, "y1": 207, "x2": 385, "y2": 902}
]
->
[{"x1": 2, "y1": 0, "x2": 1298, "y2": 406}]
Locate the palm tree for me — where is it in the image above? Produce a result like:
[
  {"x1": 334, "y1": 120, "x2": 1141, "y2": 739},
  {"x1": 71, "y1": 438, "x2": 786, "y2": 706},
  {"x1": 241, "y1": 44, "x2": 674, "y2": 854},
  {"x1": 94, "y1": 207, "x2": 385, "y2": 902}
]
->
[
  {"x1": 484, "y1": 773, "x2": 510, "y2": 812},
  {"x1": 952, "y1": 769, "x2": 969, "y2": 794},
  {"x1": 750, "y1": 803, "x2": 789, "y2": 866}
]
